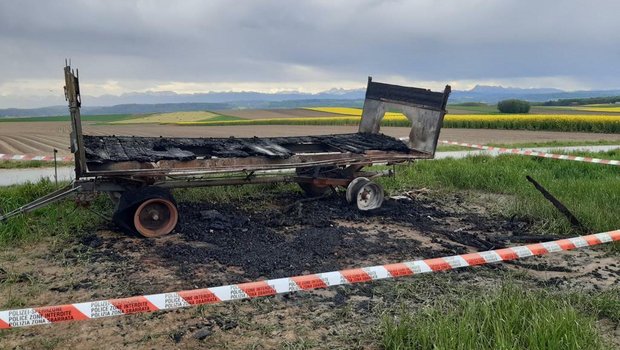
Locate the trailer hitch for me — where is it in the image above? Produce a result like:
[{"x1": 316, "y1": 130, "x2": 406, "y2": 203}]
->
[{"x1": 0, "y1": 184, "x2": 82, "y2": 222}]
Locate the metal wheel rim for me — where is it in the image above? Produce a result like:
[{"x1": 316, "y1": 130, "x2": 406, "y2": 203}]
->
[
  {"x1": 355, "y1": 182, "x2": 384, "y2": 211},
  {"x1": 133, "y1": 198, "x2": 178, "y2": 237},
  {"x1": 346, "y1": 177, "x2": 370, "y2": 204}
]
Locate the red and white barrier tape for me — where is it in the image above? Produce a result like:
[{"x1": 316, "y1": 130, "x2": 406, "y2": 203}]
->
[
  {"x1": 0, "y1": 229, "x2": 617, "y2": 329},
  {"x1": 440, "y1": 141, "x2": 620, "y2": 166},
  {"x1": 0, "y1": 154, "x2": 73, "y2": 162}
]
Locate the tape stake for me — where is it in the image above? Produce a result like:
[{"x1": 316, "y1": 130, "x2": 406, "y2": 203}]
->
[
  {"x1": 0, "y1": 229, "x2": 618, "y2": 329},
  {"x1": 439, "y1": 141, "x2": 620, "y2": 166}
]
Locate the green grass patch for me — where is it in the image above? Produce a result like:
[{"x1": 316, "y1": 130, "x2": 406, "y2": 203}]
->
[
  {"x1": 569, "y1": 289, "x2": 620, "y2": 324},
  {"x1": 197, "y1": 114, "x2": 246, "y2": 122},
  {"x1": 0, "y1": 180, "x2": 109, "y2": 246},
  {"x1": 382, "y1": 284, "x2": 609, "y2": 350},
  {"x1": 447, "y1": 103, "x2": 498, "y2": 114},
  {"x1": 0, "y1": 161, "x2": 72, "y2": 169},
  {"x1": 436, "y1": 144, "x2": 473, "y2": 151},
  {"x1": 379, "y1": 150, "x2": 620, "y2": 234}
]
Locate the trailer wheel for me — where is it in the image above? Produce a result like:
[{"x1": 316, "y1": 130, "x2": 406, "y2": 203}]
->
[
  {"x1": 346, "y1": 177, "x2": 384, "y2": 211},
  {"x1": 133, "y1": 198, "x2": 178, "y2": 237},
  {"x1": 113, "y1": 187, "x2": 178, "y2": 237}
]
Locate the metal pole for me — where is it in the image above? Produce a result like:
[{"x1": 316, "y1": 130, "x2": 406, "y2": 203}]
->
[{"x1": 53, "y1": 148, "x2": 58, "y2": 186}]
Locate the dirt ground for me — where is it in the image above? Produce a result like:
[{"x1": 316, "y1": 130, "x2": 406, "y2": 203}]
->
[
  {"x1": 1, "y1": 120, "x2": 620, "y2": 156},
  {"x1": 0, "y1": 189, "x2": 617, "y2": 349}
]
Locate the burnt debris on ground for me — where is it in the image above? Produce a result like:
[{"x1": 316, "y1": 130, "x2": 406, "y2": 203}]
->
[
  {"x1": 71, "y1": 190, "x2": 540, "y2": 292},
  {"x1": 83, "y1": 132, "x2": 412, "y2": 163}
]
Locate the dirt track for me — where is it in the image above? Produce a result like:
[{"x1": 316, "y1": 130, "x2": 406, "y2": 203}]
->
[
  {"x1": 0, "y1": 189, "x2": 617, "y2": 349},
  {"x1": 1, "y1": 121, "x2": 620, "y2": 156}
]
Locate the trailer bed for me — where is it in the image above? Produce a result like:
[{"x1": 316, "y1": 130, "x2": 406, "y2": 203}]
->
[
  {"x1": 80, "y1": 133, "x2": 430, "y2": 177},
  {"x1": 83, "y1": 133, "x2": 413, "y2": 163}
]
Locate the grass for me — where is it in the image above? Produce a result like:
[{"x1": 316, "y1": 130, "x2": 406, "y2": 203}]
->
[
  {"x1": 569, "y1": 288, "x2": 620, "y2": 324},
  {"x1": 447, "y1": 103, "x2": 499, "y2": 114},
  {"x1": 0, "y1": 160, "x2": 72, "y2": 169},
  {"x1": 0, "y1": 180, "x2": 110, "y2": 246},
  {"x1": 382, "y1": 284, "x2": 609, "y2": 350},
  {"x1": 379, "y1": 150, "x2": 620, "y2": 235},
  {"x1": 200, "y1": 114, "x2": 246, "y2": 122}
]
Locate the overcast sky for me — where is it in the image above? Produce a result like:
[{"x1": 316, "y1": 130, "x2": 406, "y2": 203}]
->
[{"x1": 1, "y1": 0, "x2": 619, "y2": 107}]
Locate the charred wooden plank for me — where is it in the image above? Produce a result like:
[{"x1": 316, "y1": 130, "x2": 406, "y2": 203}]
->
[{"x1": 83, "y1": 133, "x2": 411, "y2": 163}]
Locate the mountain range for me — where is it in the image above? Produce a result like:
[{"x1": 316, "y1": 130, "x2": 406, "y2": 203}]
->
[{"x1": 2, "y1": 85, "x2": 620, "y2": 117}]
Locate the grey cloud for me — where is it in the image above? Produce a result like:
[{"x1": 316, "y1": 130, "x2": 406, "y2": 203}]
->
[{"x1": 0, "y1": 0, "x2": 619, "y2": 101}]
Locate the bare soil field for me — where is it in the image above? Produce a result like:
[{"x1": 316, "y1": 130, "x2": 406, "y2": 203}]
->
[
  {"x1": 1, "y1": 189, "x2": 617, "y2": 349},
  {"x1": 1, "y1": 121, "x2": 620, "y2": 157}
]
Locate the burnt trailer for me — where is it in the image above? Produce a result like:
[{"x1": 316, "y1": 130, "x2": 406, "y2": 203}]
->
[{"x1": 0, "y1": 65, "x2": 451, "y2": 237}]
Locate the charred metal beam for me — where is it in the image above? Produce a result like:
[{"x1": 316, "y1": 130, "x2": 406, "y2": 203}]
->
[{"x1": 525, "y1": 175, "x2": 589, "y2": 234}]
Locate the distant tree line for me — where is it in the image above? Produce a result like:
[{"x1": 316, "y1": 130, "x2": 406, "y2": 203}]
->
[
  {"x1": 542, "y1": 96, "x2": 620, "y2": 106},
  {"x1": 497, "y1": 99, "x2": 530, "y2": 113}
]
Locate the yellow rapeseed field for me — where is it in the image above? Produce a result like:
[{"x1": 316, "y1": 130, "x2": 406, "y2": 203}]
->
[
  {"x1": 306, "y1": 107, "x2": 619, "y2": 124},
  {"x1": 569, "y1": 107, "x2": 620, "y2": 113},
  {"x1": 307, "y1": 107, "x2": 404, "y2": 118},
  {"x1": 177, "y1": 107, "x2": 619, "y2": 133}
]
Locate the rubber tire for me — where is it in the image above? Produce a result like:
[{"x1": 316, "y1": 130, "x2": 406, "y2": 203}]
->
[{"x1": 112, "y1": 187, "x2": 178, "y2": 237}]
